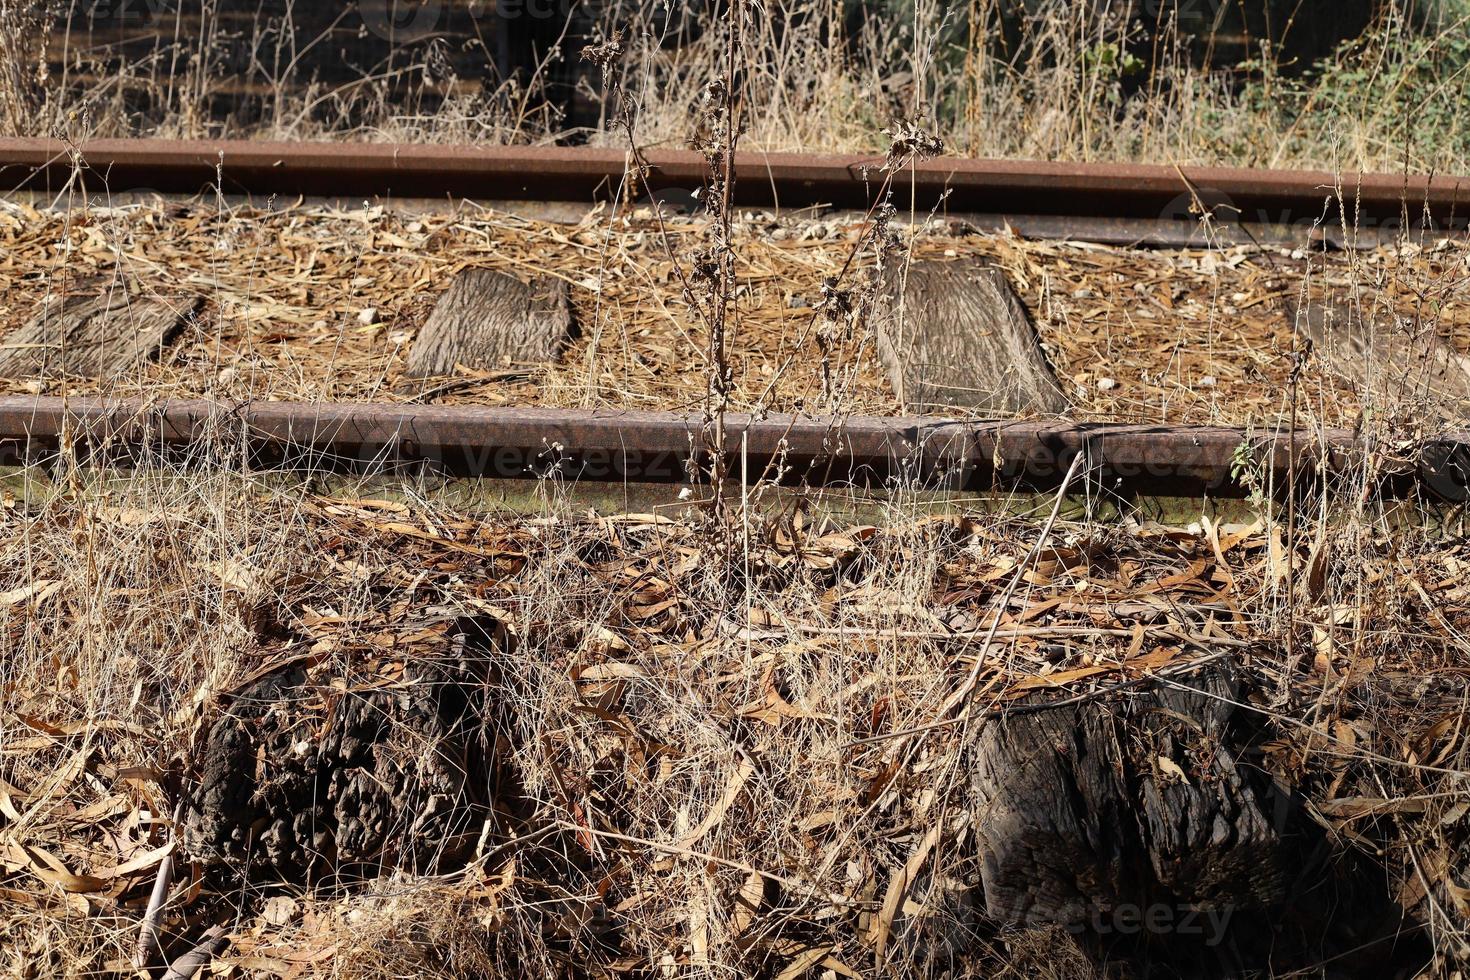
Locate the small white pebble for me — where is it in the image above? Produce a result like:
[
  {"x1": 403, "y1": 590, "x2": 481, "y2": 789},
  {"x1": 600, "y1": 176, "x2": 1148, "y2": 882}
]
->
[
  {"x1": 1097, "y1": 377, "x2": 1117, "y2": 391},
  {"x1": 944, "y1": 248, "x2": 958, "y2": 258},
  {"x1": 357, "y1": 307, "x2": 379, "y2": 325},
  {"x1": 678, "y1": 487, "x2": 693, "y2": 501},
  {"x1": 388, "y1": 331, "x2": 412, "y2": 345},
  {"x1": 1199, "y1": 375, "x2": 1217, "y2": 387}
]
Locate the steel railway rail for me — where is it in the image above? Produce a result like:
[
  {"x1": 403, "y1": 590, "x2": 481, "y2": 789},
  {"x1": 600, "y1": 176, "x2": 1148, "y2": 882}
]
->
[
  {"x1": 1, "y1": 397, "x2": 1464, "y2": 500},
  {"x1": 2, "y1": 138, "x2": 1468, "y2": 246}
]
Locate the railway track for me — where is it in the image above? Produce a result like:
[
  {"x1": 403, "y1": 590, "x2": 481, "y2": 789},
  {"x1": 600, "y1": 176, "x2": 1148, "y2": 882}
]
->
[
  {"x1": 2, "y1": 140, "x2": 1468, "y2": 499},
  {"x1": 2, "y1": 396, "x2": 1465, "y2": 500},
  {"x1": 3, "y1": 138, "x2": 1467, "y2": 247}
]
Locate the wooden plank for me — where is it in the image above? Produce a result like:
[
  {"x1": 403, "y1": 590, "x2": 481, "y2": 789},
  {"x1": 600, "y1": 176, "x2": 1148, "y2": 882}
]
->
[
  {"x1": 183, "y1": 631, "x2": 501, "y2": 880},
  {"x1": 970, "y1": 661, "x2": 1414, "y2": 970},
  {"x1": 1288, "y1": 294, "x2": 1470, "y2": 418},
  {"x1": 874, "y1": 259, "x2": 1068, "y2": 415},
  {"x1": 406, "y1": 268, "x2": 573, "y2": 379},
  {"x1": 0, "y1": 284, "x2": 194, "y2": 379},
  {"x1": 972, "y1": 665, "x2": 1289, "y2": 935}
]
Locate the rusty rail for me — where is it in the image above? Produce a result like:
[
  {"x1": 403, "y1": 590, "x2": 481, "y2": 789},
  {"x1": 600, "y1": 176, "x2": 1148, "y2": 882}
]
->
[
  {"x1": 2, "y1": 139, "x2": 1467, "y2": 245},
  {"x1": 1, "y1": 397, "x2": 1464, "y2": 499}
]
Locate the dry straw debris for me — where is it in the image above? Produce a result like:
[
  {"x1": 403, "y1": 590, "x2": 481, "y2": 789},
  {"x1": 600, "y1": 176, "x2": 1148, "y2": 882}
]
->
[
  {"x1": 3, "y1": 196, "x2": 1469, "y2": 429},
  {"x1": 0, "y1": 460, "x2": 1467, "y2": 977}
]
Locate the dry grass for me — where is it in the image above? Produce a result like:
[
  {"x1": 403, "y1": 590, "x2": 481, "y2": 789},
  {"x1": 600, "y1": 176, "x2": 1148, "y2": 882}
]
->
[
  {"x1": 1, "y1": 449, "x2": 1467, "y2": 977},
  {"x1": 3, "y1": 2, "x2": 1470, "y2": 174}
]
